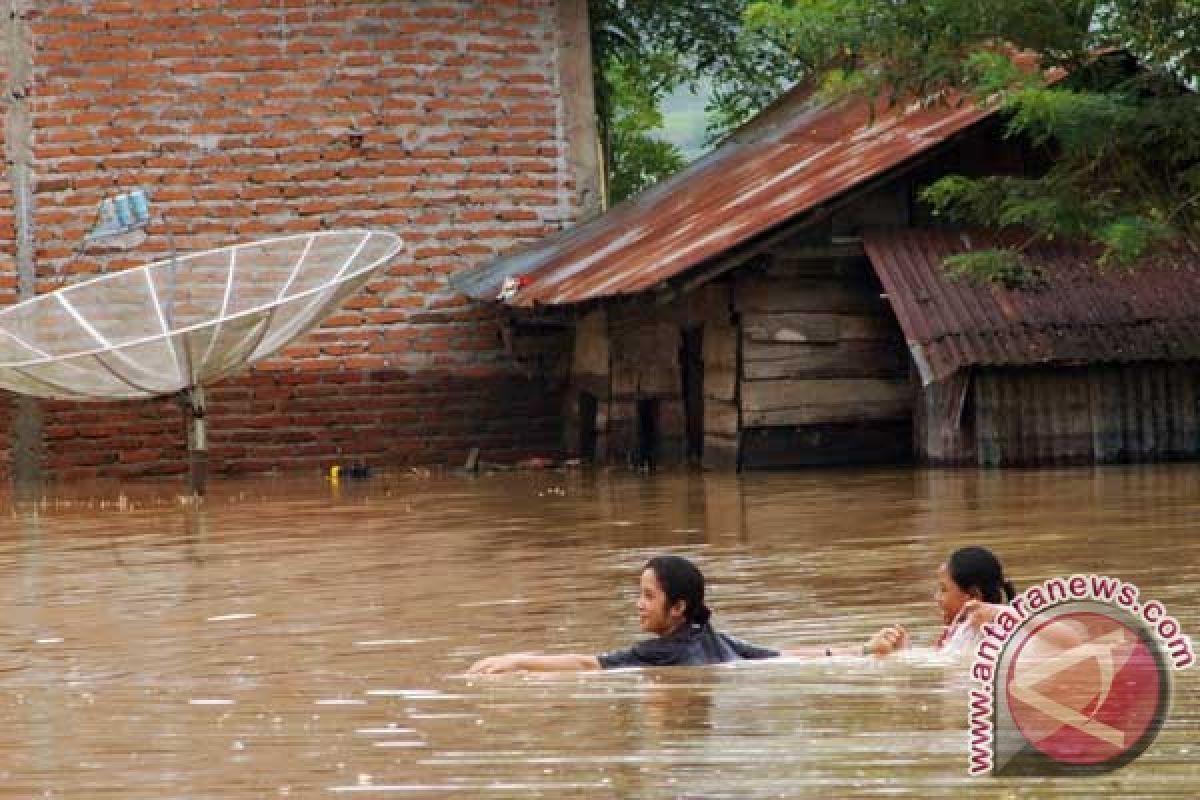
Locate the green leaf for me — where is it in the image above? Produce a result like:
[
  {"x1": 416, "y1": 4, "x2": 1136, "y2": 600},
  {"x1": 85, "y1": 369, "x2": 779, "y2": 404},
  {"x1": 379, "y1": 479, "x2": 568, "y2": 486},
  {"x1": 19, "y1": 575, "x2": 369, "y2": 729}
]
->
[
  {"x1": 741, "y1": 0, "x2": 1200, "y2": 279},
  {"x1": 943, "y1": 249, "x2": 1047, "y2": 290},
  {"x1": 592, "y1": 0, "x2": 798, "y2": 206},
  {"x1": 1095, "y1": 216, "x2": 1174, "y2": 266}
]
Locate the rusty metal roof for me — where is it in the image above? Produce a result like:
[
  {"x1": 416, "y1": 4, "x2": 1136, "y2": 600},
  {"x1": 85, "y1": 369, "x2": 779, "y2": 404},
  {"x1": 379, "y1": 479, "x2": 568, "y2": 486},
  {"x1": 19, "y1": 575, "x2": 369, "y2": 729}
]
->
[
  {"x1": 453, "y1": 85, "x2": 1013, "y2": 307},
  {"x1": 864, "y1": 229, "x2": 1200, "y2": 384}
]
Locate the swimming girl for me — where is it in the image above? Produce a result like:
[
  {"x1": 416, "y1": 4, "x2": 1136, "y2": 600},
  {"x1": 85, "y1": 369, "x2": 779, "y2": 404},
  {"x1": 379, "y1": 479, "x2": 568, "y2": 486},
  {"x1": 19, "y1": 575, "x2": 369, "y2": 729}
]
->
[
  {"x1": 870, "y1": 545, "x2": 1015, "y2": 657},
  {"x1": 467, "y1": 555, "x2": 905, "y2": 674}
]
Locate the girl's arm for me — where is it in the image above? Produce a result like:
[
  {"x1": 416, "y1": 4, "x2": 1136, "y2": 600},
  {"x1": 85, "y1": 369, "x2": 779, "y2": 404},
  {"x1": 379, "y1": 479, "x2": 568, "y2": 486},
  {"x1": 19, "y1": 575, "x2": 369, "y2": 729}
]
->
[
  {"x1": 467, "y1": 652, "x2": 601, "y2": 675},
  {"x1": 779, "y1": 625, "x2": 909, "y2": 658}
]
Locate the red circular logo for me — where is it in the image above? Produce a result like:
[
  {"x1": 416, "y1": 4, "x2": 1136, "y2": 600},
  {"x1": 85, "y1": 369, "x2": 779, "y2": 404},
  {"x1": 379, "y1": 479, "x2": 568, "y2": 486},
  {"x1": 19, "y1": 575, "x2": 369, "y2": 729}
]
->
[{"x1": 1004, "y1": 611, "x2": 1166, "y2": 767}]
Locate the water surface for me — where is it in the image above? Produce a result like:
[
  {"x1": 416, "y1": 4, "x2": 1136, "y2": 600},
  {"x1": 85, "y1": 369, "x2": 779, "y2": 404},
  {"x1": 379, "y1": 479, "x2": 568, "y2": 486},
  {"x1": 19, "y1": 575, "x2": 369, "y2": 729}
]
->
[{"x1": 0, "y1": 465, "x2": 1196, "y2": 798}]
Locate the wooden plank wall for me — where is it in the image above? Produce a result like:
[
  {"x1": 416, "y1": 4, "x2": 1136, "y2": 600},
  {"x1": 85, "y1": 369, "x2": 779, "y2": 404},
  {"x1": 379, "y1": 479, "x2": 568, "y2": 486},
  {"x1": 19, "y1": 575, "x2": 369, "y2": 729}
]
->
[
  {"x1": 970, "y1": 363, "x2": 1200, "y2": 466},
  {"x1": 566, "y1": 309, "x2": 610, "y2": 460},
  {"x1": 565, "y1": 286, "x2": 735, "y2": 467},
  {"x1": 736, "y1": 256, "x2": 913, "y2": 468},
  {"x1": 702, "y1": 311, "x2": 739, "y2": 469},
  {"x1": 609, "y1": 309, "x2": 687, "y2": 465},
  {"x1": 914, "y1": 370, "x2": 975, "y2": 465}
]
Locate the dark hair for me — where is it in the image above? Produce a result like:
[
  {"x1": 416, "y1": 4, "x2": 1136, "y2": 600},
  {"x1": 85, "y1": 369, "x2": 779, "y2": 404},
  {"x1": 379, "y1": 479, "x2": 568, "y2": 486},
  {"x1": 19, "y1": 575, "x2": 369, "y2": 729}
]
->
[
  {"x1": 947, "y1": 546, "x2": 1015, "y2": 604},
  {"x1": 644, "y1": 555, "x2": 711, "y2": 626}
]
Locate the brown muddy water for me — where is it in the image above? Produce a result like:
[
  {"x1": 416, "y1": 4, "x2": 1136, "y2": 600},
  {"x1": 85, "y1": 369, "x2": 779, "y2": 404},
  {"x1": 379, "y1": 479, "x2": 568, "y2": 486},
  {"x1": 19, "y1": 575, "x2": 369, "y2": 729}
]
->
[{"x1": 0, "y1": 465, "x2": 1196, "y2": 799}]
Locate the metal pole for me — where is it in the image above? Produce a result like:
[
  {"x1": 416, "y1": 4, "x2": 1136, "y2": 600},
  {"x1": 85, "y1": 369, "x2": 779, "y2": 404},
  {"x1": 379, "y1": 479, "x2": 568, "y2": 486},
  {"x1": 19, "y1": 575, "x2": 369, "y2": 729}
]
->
[{"x1": 185, "y1": 386, "x2": 208, "y2": 496}]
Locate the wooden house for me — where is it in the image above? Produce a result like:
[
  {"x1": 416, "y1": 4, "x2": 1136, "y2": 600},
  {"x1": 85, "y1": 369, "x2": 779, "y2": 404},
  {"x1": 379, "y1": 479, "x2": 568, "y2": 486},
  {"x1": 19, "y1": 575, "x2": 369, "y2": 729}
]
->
[{"x1": 454, "y1": 82, "x2": 1200, "y2": 470}]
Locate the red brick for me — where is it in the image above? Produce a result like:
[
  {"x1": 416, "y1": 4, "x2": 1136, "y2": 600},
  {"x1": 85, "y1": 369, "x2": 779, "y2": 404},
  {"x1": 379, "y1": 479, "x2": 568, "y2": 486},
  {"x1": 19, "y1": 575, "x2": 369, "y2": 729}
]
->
[{"x1": 11, "y1": 0, "x2": 577, "y2": 478}]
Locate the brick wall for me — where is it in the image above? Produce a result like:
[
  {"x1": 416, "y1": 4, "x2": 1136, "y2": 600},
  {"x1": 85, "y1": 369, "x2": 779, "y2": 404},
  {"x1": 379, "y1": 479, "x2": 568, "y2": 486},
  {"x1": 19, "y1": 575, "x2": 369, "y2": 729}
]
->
[{"x1": 0, "y1": 0, "x2": 587, "y2": 481}]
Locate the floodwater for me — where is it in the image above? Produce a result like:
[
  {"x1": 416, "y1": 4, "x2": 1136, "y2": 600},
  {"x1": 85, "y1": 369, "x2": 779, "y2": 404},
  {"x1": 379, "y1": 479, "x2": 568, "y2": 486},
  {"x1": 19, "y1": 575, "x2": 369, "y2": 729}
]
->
[{"x1": 0, "y1": 465, "x2": 1196, "y2": 799}]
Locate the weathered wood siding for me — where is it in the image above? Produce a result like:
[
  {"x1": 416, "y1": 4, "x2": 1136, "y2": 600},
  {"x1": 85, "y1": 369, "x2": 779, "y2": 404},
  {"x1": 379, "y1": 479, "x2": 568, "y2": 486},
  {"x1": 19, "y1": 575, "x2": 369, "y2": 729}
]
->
[
  {"x1": 736, "y1": 256, "x2": 912, "y2": 468},
  {"x1": 609, "y1": 313, "x2": 686, "y2": 465},
  {"x1": 702, "y1": 311, "x2": 739, "y2": 469},
  {"x1": 566, "y1": 309, "x2": 610, "y2": 460},
  {"x1": 565, "y1": 285, "x2": 735, "y2": 467},
  {"x1": 926, "y1": 364, "x2": 1200, "y2": 466},
  {"x1": 914, "y1": 371, "x2": 974, "y2": 465}
]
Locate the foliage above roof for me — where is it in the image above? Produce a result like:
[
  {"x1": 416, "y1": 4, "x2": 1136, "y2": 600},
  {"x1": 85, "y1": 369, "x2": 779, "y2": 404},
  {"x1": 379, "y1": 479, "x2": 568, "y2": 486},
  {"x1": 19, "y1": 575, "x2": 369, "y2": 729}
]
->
[{"x1": 746, "y1": 1, "x2": 1200, "y2": 276}]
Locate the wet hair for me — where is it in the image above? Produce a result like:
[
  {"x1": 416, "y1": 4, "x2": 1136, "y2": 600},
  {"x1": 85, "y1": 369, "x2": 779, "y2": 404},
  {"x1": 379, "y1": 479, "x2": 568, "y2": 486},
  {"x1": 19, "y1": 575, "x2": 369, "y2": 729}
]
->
[
  {"x1": 947, "y1": 546, "x2": 1016, "y2": 604},
  {"x1": 644, "y1": 555, "x2": 712, "y2": 626}
]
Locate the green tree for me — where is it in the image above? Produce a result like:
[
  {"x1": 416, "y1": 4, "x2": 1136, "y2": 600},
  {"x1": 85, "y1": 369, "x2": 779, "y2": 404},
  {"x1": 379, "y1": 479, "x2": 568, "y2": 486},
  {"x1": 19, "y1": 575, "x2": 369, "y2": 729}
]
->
[
  {"x1": 590, "y1": 0, "x2": 794, "y2": 205},
  {"x1": 745, "y1": 0, "x2": 1200, "y2": 278},
  {"x1": 602, "y1": 60, "x2": 688, "y2": 204}
]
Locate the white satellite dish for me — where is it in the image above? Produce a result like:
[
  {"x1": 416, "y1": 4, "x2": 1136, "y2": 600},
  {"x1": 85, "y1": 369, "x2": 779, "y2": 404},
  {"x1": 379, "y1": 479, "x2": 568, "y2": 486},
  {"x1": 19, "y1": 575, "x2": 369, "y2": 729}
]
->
[{"x1": 0, "y1": 228, "x2": 403, "y2": 491}]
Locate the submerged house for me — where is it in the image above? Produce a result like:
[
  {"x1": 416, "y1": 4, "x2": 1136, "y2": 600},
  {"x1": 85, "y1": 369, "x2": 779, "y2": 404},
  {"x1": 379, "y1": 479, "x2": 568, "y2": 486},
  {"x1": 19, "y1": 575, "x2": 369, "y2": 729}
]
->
[{"x1": 455, "y1": 80, "x2": 1200, "y2": 469}]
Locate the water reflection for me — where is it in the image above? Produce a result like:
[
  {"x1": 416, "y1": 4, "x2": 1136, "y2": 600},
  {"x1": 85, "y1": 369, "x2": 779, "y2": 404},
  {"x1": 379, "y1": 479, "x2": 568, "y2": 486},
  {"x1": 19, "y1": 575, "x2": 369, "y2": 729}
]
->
[{"x1": 0, "y1": 465, "x2": 1194, "y2": 797}]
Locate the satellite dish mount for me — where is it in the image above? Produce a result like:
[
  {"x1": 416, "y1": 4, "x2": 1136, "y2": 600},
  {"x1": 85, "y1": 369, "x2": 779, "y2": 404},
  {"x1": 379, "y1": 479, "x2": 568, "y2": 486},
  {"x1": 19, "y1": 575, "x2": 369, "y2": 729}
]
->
[{"x1": 0, "y1": 214, "x2": 402, "y2": 495}]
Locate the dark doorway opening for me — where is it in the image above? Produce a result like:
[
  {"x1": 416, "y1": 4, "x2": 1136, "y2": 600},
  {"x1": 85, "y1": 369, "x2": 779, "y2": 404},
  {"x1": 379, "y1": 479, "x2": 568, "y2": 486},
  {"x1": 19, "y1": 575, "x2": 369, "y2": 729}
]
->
[
  {"x1": 635, "y1": 397, "x2": 659, "y2": 470},
  {"x1": 680, "y1": 326, "x2": 704, "y2": 465},
  {"x1": 577, "y1": 391, "x2": 598, "y2": 462}
]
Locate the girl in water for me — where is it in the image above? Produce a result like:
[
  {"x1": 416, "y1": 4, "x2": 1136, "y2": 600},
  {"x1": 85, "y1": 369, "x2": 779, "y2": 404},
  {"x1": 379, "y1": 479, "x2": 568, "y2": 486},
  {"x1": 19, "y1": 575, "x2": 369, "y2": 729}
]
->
[
  {"x1": 871, "y1": 545, "x2": 1015, "y2": 657},
  {"x1": 467, "y1": 555, "x2": 905, "y2": 674}
]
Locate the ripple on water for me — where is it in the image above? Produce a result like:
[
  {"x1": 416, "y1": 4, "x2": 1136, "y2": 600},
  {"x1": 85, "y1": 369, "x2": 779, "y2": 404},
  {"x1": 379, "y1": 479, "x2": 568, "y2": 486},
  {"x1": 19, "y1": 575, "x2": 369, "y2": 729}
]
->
[{"x1": 0, "y1": 467, "x2": 1194, "y2": 798}]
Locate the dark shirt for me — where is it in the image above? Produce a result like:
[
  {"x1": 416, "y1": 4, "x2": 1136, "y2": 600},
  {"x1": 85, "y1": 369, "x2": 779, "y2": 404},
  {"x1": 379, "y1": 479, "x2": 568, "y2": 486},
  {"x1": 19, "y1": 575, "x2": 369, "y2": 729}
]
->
[{"x1": 596, "y1": 623, "x2": 780, "y2": 669}]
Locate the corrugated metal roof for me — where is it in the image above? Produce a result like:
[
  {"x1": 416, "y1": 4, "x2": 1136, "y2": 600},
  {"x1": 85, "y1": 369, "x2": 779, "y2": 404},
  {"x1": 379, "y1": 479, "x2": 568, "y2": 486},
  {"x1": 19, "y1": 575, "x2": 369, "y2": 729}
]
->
[
  {"x1": 453, "y1": 84, "x2": 1016, "y2": 307},
  {"x1": 864, "y1": 229, "x2": 1200, "y2": 384}
]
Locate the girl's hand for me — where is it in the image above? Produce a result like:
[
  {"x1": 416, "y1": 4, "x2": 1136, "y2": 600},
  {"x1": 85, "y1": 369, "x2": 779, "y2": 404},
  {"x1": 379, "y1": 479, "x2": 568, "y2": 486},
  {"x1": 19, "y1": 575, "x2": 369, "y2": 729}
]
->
[
  {"x1": 865, "y1": 624, "x2": 909, "y2": 656},
  {"x1": 961, "y1": 600, "x2": 1002, "y2": 631},
  {"x1": 466, "y1": 653, "x2": 527, "y2": 675}
]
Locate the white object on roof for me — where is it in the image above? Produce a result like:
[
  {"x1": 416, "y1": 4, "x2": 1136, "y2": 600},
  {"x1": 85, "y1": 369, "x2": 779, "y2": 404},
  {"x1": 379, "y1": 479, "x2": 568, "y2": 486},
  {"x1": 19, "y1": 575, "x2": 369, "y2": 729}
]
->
[{"x1": 0, "y1": 229, "x2": 403, "y2": 400}]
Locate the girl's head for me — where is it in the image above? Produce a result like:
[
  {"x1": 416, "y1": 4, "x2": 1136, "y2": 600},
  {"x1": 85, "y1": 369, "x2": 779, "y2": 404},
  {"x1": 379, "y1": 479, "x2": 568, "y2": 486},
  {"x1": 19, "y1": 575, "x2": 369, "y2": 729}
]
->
[
  {"x1": 937, "y1": 546, "x2": 1015, "y2": 624},
  {"x1": 639, "y1": 556, "x2": 711, "y2": 635}
]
